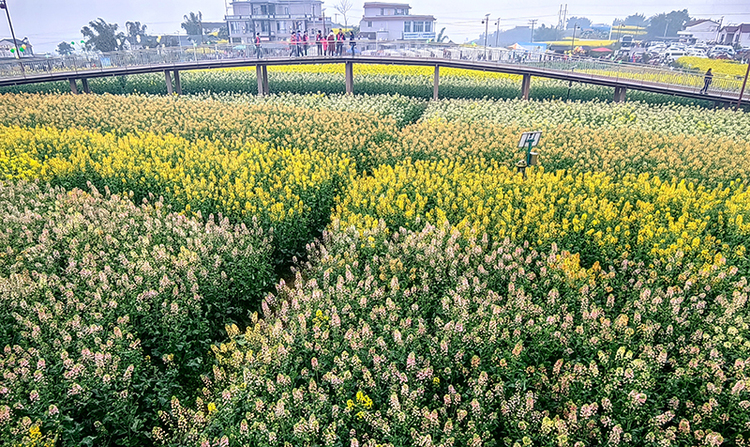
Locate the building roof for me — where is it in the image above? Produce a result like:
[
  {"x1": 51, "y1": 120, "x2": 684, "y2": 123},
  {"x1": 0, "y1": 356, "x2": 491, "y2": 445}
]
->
[
  {"x1": 0, "y1": 37, "x2": 30, "y2": 45},
  {"x1": 363, "y1": 2, "x2": 411, "y2": 8},
  {"x1": 721, "y1": 23, "x2": 750, "y2": 33},
  {"x1": 684, "y1": 19, "x2": 719, "y2": 28},
  {"x1": 363, "y1": 14, "x2": 435, "y2": 20}
]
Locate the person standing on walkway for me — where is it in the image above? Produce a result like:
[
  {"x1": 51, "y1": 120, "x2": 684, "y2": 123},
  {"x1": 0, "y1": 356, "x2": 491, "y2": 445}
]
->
[
  {"x1": 349, "y1": 31, "x2": 356, "y2": 57},
  {"x1": 297, "y1": 31, "x2": 304, "y2": 56},
  {"x1": 336, "y1": 30, "x2": 344, "y2": 56},
  {"x1": 303, "y1": 30, "x2": 310, "y2": 56},
  {"x1": 254, "y1": 33, "x2": 263, "y2": 59},
  {"x1": 700, "y1": 68, "x2": 713, "y2": 94},
  {"x1": 327, "y1": 31, "x2": 335, "y2": 56},
  {"x1": 290, "y1": 31, "x2": 298, "y2": 57},
  {"x1": 316, "y1": 30, "x2": 324, "y2": 56}
]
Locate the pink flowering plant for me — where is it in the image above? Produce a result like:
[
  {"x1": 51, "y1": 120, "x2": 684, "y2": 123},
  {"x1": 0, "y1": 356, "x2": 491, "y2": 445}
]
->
[
  {"x1": 163, "y1": 220, "x2": 750, "y2": 446},
  {"x1": 0, "y1": 181, "x2": 274, "y2": 446}
]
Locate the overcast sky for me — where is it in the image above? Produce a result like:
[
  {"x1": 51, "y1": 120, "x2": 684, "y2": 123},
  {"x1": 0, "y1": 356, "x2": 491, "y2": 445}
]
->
[{"x1": 2, "y1": 0, "x2": 749, "y2": 53}]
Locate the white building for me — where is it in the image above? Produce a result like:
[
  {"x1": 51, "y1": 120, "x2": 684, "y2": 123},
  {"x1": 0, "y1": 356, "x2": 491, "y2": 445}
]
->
[
  {"x1": 0, "y1": 37, "x2": 33, "y2": 58},
  {"x1": 677, "y1": 19, "x2": 720, "y2": 44},
  {"x1": 359, "y1": 2, "x2": 436, "y2": 41},
  {"x1": 718, "y1": 24, "x2": 750, "y2": 48},
  {"x1": 226, "y1": 0, "x2": 331, "y2": 43}
]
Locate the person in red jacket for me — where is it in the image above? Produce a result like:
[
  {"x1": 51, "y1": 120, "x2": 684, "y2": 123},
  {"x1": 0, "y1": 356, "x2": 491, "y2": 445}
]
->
[
  {"x1": 254, "y1": 33, "x2": 262, "y2": 59},
  {"x1": 338, "y1": 30, "x2": 346, "y2": 56},
  {"x1": 303, "y1": 30, "x2": 310, "y2": 56}
]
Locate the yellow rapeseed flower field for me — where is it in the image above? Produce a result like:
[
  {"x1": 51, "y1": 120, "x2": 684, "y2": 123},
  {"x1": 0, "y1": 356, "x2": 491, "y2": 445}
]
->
[{"x1": 333, "y1": 158, "x2": 750, "y2": 267}]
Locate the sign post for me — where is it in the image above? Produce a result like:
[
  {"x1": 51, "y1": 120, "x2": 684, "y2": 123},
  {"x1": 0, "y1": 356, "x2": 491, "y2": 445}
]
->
[{"x1": 518, "y1": 131, "x2": 542, "y2": 165}]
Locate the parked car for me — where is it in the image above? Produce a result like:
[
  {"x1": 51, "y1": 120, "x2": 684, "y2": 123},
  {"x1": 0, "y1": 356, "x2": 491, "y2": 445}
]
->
[
  {"x1": 686, "y1": 47, "x2": 707, "y2": 58},
  {"x1": 663, "y1": 47, "x2": 687, "y2": 61},
  {"x1": 709, "y1": 45, "x2": 736, "y2": 58}
]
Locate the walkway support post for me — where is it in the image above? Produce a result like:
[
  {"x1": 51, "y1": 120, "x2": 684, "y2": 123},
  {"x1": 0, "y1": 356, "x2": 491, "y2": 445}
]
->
[
  {"x1": 614, "y1": 86, "x2": 627, "y2": 102},
  {"x1": 262, "y1": 65, "x2": 269, "y2": 95},
  {"x1": 68, "y1": 79, "x2": 78, "y2": 94},
  {"x1": 256, "y1": 65, "x2": 264, "y2": 96},
  {"x1": 164, "y1": 70, "x2": 174, "y2": 95},
  {"x1": 521, "y1": 74, "x2": 531, "y2": 100},
  {"x1": 433, "y1": 65, "x2": 440, "y2": 101},
  {"x1": 345, "y1": 61, "x2": 354, "y2": 95},
  {"x1": 81, "y1": 78, "x2": 90, "y2": 94},
  {"x1": 173, "y1": 70, "x2": 182, "y2": 95}
]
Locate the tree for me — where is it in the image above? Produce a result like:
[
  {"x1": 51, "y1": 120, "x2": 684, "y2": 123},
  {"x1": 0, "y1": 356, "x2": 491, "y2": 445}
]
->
[
  {"x1": 436, "y1": 27, "x2": 450, "y2": 43},
  {"x1": 566, "y1": 17, "x2": 592, "y2": 29},
  {"x1": 334, "y1": 0, "x2": 353, "y2": 27},
  {"x1": 534, "y1": 24, "x2": 563, "y2": 42},
  {"x1": 81, "y1": 18, "x2": 126, "y2": 53},
  {"x1": 56, "y1": 41, "x2": 74, "y2": 56},
  {"x1": 182, "y1": 11, "x2": 203, "y2": 38},
  {"x1": 647, "y1": 9, "x2": 690, "y2": 39},
  {"x1": 125, "y1": 21, "x2": 148, "y2": 47},
  {"x1": 624, "y1": 13, "x2": 648, "y2": 27}
]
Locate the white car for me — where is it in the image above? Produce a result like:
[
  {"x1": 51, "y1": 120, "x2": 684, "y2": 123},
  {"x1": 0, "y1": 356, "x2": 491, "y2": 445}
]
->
[
  {"x1": 686, "y1": 47, "x2": 707, "y2": 58},
  {"x1": 663, "y1": 48, "x2": 687, "y2": 61},
  {"x1": 709, "y1": 45, "x2": 736, "y2": 58}
]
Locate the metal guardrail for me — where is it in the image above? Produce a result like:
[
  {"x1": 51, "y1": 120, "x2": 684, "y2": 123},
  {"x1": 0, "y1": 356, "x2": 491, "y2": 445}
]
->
[{"x1": 0, "y1": 41, "x2": 744, "y2": 97}]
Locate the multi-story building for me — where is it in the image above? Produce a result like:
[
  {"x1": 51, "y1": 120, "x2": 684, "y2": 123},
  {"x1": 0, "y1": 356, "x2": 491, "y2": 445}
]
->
[
  {"x1": 359, "y1": 2, "x2": 436, "y2": 41},
  {"x1": 226, "y1": 0, "x2": 331, "y2": 43},
  {"x1": 718, "y1": 24, "x2": 750, "y2": 48},
  {"x1": 677, "y1": 19, "x2": 721, "y2": 44}
]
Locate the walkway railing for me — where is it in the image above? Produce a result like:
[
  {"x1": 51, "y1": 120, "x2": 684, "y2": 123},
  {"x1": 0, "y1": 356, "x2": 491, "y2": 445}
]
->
[{"x1": 0, "y1": 41, "x2": 744, "y2": 96}]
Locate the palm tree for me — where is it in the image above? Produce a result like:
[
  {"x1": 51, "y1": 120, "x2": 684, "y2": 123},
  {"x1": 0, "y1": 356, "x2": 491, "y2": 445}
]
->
[
  {"x1": 81, "y1": 18, "x2": 126, "y2": 52},
  {"x1": 437, "y1": 27, "x2": 450, "y2": 43},
  {"x1": 182, "y1": 11, "x2": 203, "y2": 42},
  {"x1": 125, "y1": 21, "x2": 147, "y2": 47}
]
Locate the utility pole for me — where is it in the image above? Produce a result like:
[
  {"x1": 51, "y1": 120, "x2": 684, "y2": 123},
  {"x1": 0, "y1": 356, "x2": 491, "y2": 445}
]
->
[
  {"x1": 482, "y1": 13, "x2": 490, "y2": 59},
  {"x1": 495, "y1": 18, "x2": 501, "y2": 47},
  {"x1": 571, "y1": 24, "x2": 579, "y2": 53},
  {"x1": 562, "y1": 5, "x2": 567, "y2": 31},
  {"x1": 529, "y1": 19, "x2": 538, "y2": 43},
  {"x1": 715, "y1": 16, "x2": 723, "y2": 43},
  {"x1": 736, "y1": 61, "x2": 750, "y2": 112},
  {"x1": 0, "y1": 0, "x2": 22, "y2": 59}
]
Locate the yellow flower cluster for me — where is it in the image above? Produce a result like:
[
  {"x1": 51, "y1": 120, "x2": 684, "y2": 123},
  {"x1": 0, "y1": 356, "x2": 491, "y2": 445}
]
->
[
  {"x1": 375, "y1": 119, "x2": 750, "y2": 185},
  {"x1": 677, "y1": 57, "x2": 749, "y2": 77},
  {"x1": 0, "y1": 124, "x2": 355, "y2": 257},
  {"x1": 264, "y1": 63, "x2": 521, "y2": 81},
  {"x1": 0, "y1": 93, "x2": 398, "y2": 166},
  {"x1": 334, "y1": 158, "x2": 750, "y2": 266}
]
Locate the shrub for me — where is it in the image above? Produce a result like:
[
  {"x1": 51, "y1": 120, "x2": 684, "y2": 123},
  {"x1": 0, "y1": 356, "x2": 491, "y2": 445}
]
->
[{"x1": 0, "y1": 181, "x2": 274, "y2": 446}]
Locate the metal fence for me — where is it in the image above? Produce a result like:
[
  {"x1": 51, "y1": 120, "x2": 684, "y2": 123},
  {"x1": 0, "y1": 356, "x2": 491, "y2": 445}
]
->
[{"x1": 0, "y1": 41, "x2": 744, "y2": 96}]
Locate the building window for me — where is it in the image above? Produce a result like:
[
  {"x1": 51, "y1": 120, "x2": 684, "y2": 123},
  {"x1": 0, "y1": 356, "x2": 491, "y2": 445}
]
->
[
  {"x1": 425, "y1": 21, "x2": 432, "y2": 32},
  {"x1": 404, "y1": 22, "x2": 411, "y2": 32},
  {"x1": 230, "y1": 22, "x2": 242, "y2": 33},
  {"x1": 414, "y1": 21, "x2": 424, "y2": 33},
  {"x1": 367, "y1": 21, "x2": 373, "y2": 28},
  {"x1": 232, "y1": 37, "x2": 241, "y2": 43},
  {"x1": 380, "y1": 8, "x2": 384, "y2": 16}
]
